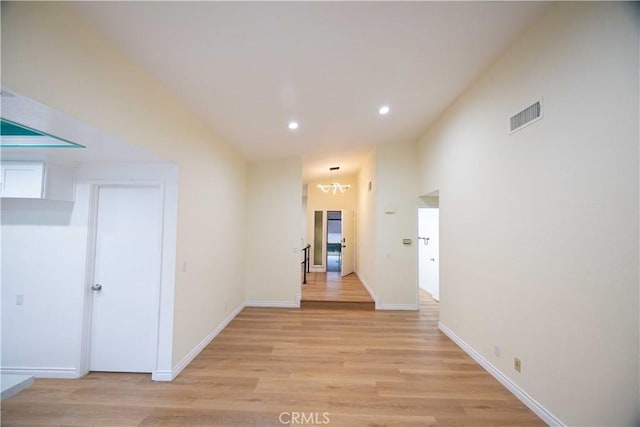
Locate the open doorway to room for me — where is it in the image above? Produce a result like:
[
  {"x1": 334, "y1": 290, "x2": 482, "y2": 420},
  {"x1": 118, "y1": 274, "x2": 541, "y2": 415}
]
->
[
  {"x1": 302, "y1": 207, "x2": 373, "y2": 309},
  {"x1": 326, "y1": 211, "x2": 342, "y2": 272},
  {"x1": 418, "y1": 192, "x2": 440, "y2": 302},
  {"x1": 301, "y1": 169, "x2": 372, "y2": 309}
]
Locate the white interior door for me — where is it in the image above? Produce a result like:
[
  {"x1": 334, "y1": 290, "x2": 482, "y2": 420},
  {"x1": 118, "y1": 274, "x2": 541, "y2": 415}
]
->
[
  {"x1": 90, "y1": 185, "x2": 162, "y2": 372},
  {"x1": 418, "y1": 208, "x2": 440, "y2": 301},
  {"x1": 341, "y1": 209, "x2": 355, "y2": 276}
]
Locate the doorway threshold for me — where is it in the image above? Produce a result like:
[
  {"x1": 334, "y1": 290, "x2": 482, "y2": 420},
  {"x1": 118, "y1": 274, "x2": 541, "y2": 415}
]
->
[{"x1": 301, "y1": 272, "x2": 375, "y2": 310}]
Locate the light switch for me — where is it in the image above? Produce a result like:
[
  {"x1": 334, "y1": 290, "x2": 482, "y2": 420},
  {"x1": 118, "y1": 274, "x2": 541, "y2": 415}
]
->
[{"x1": 16, "y1": 294, "x2": 24, "y2": 305}]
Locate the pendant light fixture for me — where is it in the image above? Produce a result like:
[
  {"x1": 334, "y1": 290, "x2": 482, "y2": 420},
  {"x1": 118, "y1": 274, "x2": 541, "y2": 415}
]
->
[{"x1": 317, "y1": 166, "x2": 351, "y2": 195}]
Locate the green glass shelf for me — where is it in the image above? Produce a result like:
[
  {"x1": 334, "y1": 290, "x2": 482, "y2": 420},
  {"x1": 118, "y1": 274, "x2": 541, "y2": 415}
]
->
[{"x1": 0, "y1": 118, "x2": 85, "y2": 148}]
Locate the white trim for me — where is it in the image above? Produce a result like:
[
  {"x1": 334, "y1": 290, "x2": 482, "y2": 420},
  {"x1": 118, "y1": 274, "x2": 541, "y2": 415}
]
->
[
  {"x1": 151, "y1": 370, "x2": 173, "y2": 381},
  {"x1": 438, "y1": 322, "x2": 565, "y2": 427},
  {"x1": 78, "y1": 184, "x2": 99, "y2": 377},
  {"x1": 245, "y1": 300, "x2": 300, "y2": 308},
  {"x1": 1, "y1": 367, "x2": 78, "y2": 379},
  {"x1": 1, "y1": 374, "x2": 34, "y2": 400},
  {"x1": 76, "y1": 165, "x2": 179, "y2": 380},
  {"x1": 153, "y1": 167, "x2": 178, "y2": 377},
  {"x1": 355, "y1": 273, "x2": 417, "y2": 311},
  {"x1": 154, "y1": 302, "x2": 245, "y2": 382},
  {"x1": 357, "y1": 274, "x2": 377, "y2": 304},
  {"x1": 376, "y1": 303, "x2": 418, "y2": 311}
]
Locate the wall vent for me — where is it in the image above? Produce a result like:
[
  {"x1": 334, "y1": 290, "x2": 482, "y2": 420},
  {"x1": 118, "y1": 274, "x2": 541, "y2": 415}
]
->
[{"x1": 510, "y1": 100, "x2": 542, "y2": 133}]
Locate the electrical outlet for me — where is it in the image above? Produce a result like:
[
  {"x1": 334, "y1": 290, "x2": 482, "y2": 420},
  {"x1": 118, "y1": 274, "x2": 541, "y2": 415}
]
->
[
  {"x1": 494, "y1": 345, "x2": 501, "y2": 358},
  {"x1": 514, "y1": 357, "x2": 522, "y2": 373}
]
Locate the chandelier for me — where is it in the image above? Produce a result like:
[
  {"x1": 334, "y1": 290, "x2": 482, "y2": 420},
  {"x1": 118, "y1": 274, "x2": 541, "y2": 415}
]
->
[{"x1": 317, "y1": 166, "x2": 351, "y2": 195}]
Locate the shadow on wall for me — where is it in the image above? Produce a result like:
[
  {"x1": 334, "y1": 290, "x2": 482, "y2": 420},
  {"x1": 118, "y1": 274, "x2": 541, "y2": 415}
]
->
[{"x1": 1, "y1": 199, "x2": 74, "y2": 226}]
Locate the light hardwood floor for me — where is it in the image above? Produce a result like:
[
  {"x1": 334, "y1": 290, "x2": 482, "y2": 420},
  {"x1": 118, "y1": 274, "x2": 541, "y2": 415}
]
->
[
  {"x1": 1, "y1": 291, "x2": 544, "y2": 426},
  {"x1": 301, "y1": 272, "x2": 375, "y2": 310}
]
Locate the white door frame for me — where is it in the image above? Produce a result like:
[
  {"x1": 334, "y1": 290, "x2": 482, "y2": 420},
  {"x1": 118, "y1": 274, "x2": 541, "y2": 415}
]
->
[
  {"x1": 310, "y1": 209, "x2": 357, "y2": 274},
  {"x1": 417, "y1": 192, "x2": 440, "y2": 307},
  {"x1": 326, "y1": 210, "x2": 342, "y2": 272},
  {"x1": 340, "y1": 209, "x2": 355, "y2": 277},
  {"x1": 79, "y1": 181, "x2": 165, "y2": 378},
  {"x1": 418, "y1": 207, "x2": 440, "y2": 301}
]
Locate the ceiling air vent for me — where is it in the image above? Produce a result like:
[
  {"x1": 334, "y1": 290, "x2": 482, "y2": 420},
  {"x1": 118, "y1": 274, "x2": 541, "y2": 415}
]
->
[{"x1": 510, "y1": 100, "x2": 542, "y2": 133}]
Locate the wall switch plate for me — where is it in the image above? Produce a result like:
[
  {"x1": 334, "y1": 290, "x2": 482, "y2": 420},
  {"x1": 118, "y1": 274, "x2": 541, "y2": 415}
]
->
[
  {"x1": 16, "y1": 294, "x2": 24, "y2": 305},
  {"x1": 494, "y1": 345, "x2": 501, "y2": 358},
  {"x1": 514, "y1": 357, "x2": 522, "y2": 373}
]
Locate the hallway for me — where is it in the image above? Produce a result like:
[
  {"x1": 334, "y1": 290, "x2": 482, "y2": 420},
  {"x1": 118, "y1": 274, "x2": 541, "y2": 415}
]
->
[
  {"x1": 301, "y1": 272, "x2": 375, "y2": 310},
  {"x1": 0, "y1": 290, "x2": 544, "y2": 426}
]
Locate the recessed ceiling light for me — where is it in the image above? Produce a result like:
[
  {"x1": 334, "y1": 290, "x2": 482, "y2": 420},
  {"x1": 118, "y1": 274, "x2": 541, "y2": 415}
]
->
[
  {"x1": 378, "y1": 105, "x2": 390, "y2": 115},
  {"x1": 288, "y1": 121, "x2": 299, "y2": 130}
]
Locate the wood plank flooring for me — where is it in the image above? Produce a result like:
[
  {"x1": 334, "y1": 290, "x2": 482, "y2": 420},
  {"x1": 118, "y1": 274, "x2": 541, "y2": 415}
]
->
[
  {"x1": 301, "y1": 272, "x2": 375, "y2": 310},
  {"x1": 1, "y1": 291, "x2": 544, "y2": 426}
]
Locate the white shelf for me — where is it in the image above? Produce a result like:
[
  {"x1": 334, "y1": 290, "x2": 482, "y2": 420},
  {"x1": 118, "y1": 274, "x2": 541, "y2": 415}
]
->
[{"x1": 0, "y1": 161, "x2": 75, "y2": 201}]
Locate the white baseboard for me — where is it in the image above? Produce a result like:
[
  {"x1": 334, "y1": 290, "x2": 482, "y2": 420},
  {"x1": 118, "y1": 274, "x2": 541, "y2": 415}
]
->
[
  {"x1": 355, "y1": 273, "x2": 416, "y2": 310},
  {"x1": 155, "y1": 302, "x2": 245, "y2": 382},
  {"x1": 151, "y1": 370, "x2": 173, "y2": 381},
  {"x1": 1, "y1": 374, "x2": 34, "y2": 399},
  {"x1": 438, "y1": 322, "x2": 565, "y2": 427},
  {"x1": 376, "y1": 303, "x2": 419, "y2": 310},
  {"x1": 0, "y1": 367, "x2": 78, "y2": 379},
  {"x1": 357, "y1": 274, "x2": 378, "y2": 304},
  {"x1": 245, "y1": 300, "x2": 300, "y2": 308}
]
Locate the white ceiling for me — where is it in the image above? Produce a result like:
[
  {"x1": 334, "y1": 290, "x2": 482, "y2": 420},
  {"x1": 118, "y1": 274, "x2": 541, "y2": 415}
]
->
[{"x1": 67, "y1": 1, "x2": 548, "y2": 182}]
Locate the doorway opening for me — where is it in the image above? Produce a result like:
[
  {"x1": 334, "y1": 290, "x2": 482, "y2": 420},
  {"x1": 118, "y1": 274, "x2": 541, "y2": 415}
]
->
[
  {"x1": 418, "y1": 193, "x2": 440, "y2": 302},
  {"x1": 326, "y1": 210, "x2": 342, "y2": 272}
]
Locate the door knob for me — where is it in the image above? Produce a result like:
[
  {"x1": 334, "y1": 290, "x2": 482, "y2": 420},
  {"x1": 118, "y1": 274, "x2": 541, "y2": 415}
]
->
[
  {"x1": 430, "y1": 258, "x2": 435, "y2": 262},
  {"x1": 91, "y1": 283, "x2": 102, "y2": 291}
]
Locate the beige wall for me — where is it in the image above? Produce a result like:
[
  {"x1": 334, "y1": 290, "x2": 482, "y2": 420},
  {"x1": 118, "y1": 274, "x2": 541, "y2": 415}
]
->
[
  {"x1": 417, "y1": 3, "x2": 639, "y2": 425},
  {"x1": 245, "y1": 158, "x2": 303, "y2": 305},
  {"x1": 2, "y1": 2, "x2": 248, "y2": 369},
  {"x1": 374, "y1": 140, "x2": 419, "y2": 308},
  {"x1": 356, "y1": 151, "x2": 376, "y2": 294},
  {"x1": 305, "y1": 174, "x2": 358, "y2": 269}
]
